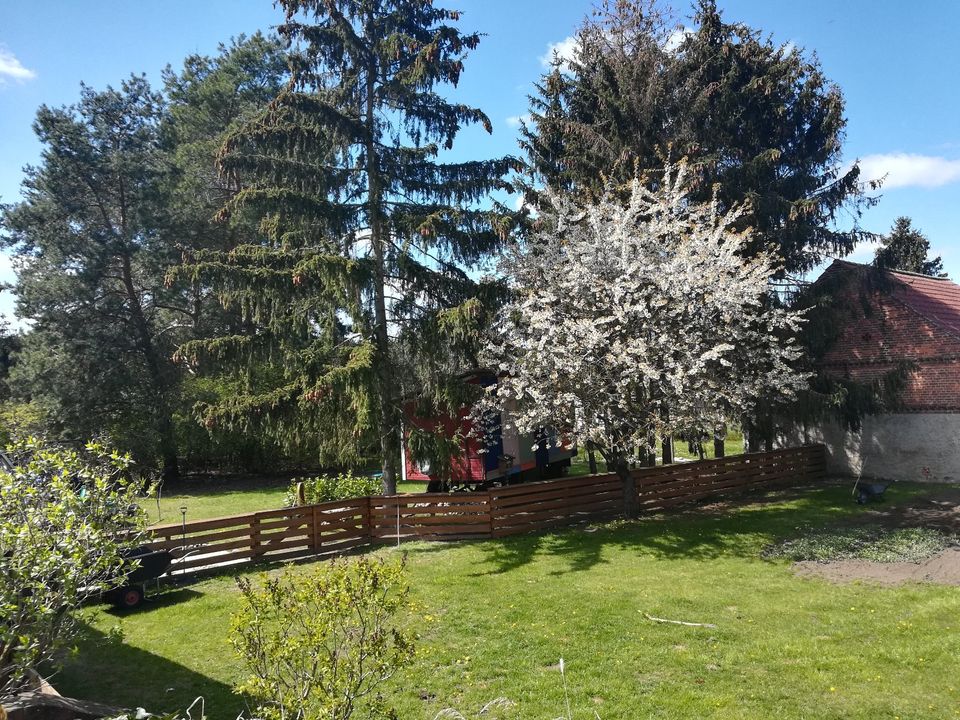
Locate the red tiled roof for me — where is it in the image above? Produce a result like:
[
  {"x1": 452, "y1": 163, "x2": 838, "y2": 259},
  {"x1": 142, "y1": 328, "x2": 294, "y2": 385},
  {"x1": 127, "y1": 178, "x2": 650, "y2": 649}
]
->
[
  {"x1": 886, "y1": 267, "x2": 960, "y2": 338},
  {"x1": 819, "y1": 260, "x2": 960, "y2": 338}
]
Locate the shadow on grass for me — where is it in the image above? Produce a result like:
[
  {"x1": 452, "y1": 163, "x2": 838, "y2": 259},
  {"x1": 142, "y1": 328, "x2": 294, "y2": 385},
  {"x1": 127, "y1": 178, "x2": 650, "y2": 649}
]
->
[
  {"x1": 464, "y1": 483, "x2": 909, "y2": 576},
  {"x1": 101, "y1": 587, "x2": 204, "y2": 617},
  {"x1": 55, "y1": 622, "x2": 239, "y2": 718}
]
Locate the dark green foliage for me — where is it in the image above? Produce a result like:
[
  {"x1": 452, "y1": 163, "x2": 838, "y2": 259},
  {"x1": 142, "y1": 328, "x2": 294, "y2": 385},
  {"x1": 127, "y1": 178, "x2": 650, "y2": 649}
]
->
[
  {"x1": 1, "y1": 77, "x2": 184, "y2": 478},
  {"x1": 803, "y1": 362, "x2": 914, "y2": 433},
  {"x1": 874, "y1": 216, "x2": 945, "y2": 277},
  {"x1": 0, "y1": 38, "x2": 298, "y2": 476},
  {"x1": 790, "y1": 264, "x2": 914, "y2": 432},
  {"x1": 175, "y1": 374, "x2": 312, "y2": 473},
  {"x1": 177, "y1": 0, "x2": 518, "y2": 493},
  {"x1": 522, "y1": 0, "x2": 872, "y2": 275},
  {"x1": 0, "y1": 322, "x2": 19, "y2": 402}
]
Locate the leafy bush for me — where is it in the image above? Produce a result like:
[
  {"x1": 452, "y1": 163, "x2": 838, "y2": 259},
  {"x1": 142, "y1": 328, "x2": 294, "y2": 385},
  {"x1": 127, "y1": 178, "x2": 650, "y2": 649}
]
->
[
  {"x1": 284, "y1": 471, "x2": 382, "y2": 507},
  {"x1": 765, "y1": 526, "x2": 954, "y2": 563},
  {"x1": 0, "y1": 401, "x2": 47, "y2": 446},
  {"x1": 0, "y1": 438, "x2": 146, "y2": 697},
  {"x1": 232, "y1": 556, "x2": 415, "y2": 720}
]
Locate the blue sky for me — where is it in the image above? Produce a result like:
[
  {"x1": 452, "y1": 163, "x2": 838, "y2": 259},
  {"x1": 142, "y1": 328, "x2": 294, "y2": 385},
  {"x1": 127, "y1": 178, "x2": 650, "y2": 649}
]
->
[{"x1": 1, "y1": 0, "x2": 959, "y2": 326}]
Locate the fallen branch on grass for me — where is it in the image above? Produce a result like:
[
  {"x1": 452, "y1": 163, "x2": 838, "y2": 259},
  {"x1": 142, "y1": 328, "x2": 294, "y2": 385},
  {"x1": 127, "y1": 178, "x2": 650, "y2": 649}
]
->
[{"x1": 642, "y1": 612, "x2": 717, "y2": 628}]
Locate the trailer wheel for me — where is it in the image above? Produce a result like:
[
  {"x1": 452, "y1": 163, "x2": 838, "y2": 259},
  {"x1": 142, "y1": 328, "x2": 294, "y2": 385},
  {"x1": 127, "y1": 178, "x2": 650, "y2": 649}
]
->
[{"x1": 116, "y1": 585, "x2": 144, "y2": 610}]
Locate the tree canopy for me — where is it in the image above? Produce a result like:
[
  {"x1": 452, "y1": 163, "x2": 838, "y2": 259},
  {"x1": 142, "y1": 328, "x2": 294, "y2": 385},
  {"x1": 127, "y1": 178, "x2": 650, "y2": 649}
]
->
[
  {"x1": 475, "y1": 162, "x2": 807, "y2": 514},
  {"x1": 874, "y1": 216, "x2": 945, "y2": 277},
  {"x1": 0, "y1": 77, "x2": 185, "y2": 478},
  {"x1": 176, "y1": 0, "x2": 518, "y2": 493},
  {"x1": 521, "y1": 0, "x2": 871, "y2": 275}
]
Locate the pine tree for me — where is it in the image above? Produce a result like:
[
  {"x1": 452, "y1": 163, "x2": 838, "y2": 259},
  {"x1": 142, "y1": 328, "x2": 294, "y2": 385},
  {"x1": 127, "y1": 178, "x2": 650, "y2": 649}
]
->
[
  {"x1": 176, "y1": 0, "x2": 518, "y2": 493},
  {"x1": 1, "y1": 78, "x2": 184, "y2": 479},
  {"x1": 522, "y1": 0, "x2": 871, "y2": 276},
  {"x1": 874, "y1": 216, "x2": 945, "y2": 277}
]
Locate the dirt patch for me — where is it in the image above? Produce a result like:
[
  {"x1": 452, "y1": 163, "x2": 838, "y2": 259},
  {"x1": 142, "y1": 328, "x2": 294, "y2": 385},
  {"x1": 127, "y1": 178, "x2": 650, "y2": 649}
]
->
[
  {"x1": 782, "y1": 481, "x2": 960, "y2": 585},
  {"x1": 795, "y1": 547, "x2": 960, "y2": 586}
]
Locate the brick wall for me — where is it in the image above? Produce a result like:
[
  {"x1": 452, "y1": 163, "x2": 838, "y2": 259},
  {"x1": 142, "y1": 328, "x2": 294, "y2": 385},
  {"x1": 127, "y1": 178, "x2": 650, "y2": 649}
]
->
[{"x1": 820, "y1": 283, "x2": 960, "y2": 411}]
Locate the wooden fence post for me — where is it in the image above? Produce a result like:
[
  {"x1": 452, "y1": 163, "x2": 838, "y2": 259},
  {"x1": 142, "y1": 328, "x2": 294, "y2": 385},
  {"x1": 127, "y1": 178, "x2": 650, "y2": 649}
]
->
[
  {"x1": 311, "y1": 505, "x2": 320, "y2": 555},
  {"x1": 251, "y1": 515, "x2": 262, "y2": 560},
  {"x1": 485, "y1": 490, "x2": 494, "y2": 538},
  {"x1": 364, "y1": 496, "x2": 373, "y2": 545}
]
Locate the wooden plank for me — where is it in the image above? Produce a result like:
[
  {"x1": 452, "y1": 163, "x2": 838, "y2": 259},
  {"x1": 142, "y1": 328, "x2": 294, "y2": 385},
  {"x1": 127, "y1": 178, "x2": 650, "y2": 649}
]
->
[
  {"x1": 490, "y1": 487, "x2": 623, "y2": 516},
  {"x1": 491, "y1": 476, "x2": 618, "y2": 499},
  {"x1": 369, "y1": 515, "x2": 492, "y2": 529},
  {"x1": 374, "y1": 525, "x2": 496, "y2": 538},
  {"x1": 490, "y1": 486, "x2": 621, "y2": 513},
  {"x1": 490, "y1": 482, "x2": 622, "y2": 510},
  {"x1": 371, "y1": 495, "x2": 491, "y2": 509},
  {"x1": 367, "y1": 508, "x2": 491, "y2": 522},
  {"x1": 492, "y1": 500, "x2": 622, "y2": 530},
  {"x1": 314, "y1": 518, "x2": 370, "y2": 533},
  {"x1": 317, "y1": 528, "x2": 369, "y2": 544},
  {"x1": 316, "y1": 536, "x2": 372, "y2": 556},
  {"x1": 172, "y1": 549, "x2": 256, "y2": 573},
  {"x1": 150, "y1": 510, "x2": 270, "y2": 535}
]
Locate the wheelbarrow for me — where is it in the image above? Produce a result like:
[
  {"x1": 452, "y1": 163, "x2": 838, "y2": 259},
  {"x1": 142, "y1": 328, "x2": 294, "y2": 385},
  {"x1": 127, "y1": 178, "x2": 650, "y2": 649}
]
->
[
  {"x1": 853, "y1": 480, "x2": 890, "y2": 505},
  {"x1": 107, "y1": 546, "x2": 176, "y2": 610}
]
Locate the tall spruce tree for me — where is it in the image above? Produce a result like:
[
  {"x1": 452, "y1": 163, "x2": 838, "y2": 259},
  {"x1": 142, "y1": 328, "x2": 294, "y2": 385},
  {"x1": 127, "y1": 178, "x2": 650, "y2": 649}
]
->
[
  {"x1": 874, "y1": 216, "x2": 945, "y2": 277},
  {"x1": 176, "y1": 0, "x2": 517, "y2": 493},
  {"x1": 522, "y1": 0, "x2": 871, "y2": 276}
]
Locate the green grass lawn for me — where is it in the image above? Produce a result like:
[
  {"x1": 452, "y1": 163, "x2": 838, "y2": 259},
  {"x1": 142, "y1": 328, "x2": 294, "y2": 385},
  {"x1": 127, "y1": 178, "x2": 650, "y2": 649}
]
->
[
  {"x1": 61, "y1": 481, "x2": 960, "y2": 719},
  {"x1": 141, "y1": 477, "x2": 426, "y2": 525},
  {"x1": 567, "y1": 433, "x2": 746, "y2": 477}
]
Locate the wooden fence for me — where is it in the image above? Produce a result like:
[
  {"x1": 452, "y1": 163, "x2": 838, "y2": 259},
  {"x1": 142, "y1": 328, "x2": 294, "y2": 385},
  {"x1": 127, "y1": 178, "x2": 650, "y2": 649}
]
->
[{"x1": 147, "y1": 444, "x2": 826, "y2": 575}]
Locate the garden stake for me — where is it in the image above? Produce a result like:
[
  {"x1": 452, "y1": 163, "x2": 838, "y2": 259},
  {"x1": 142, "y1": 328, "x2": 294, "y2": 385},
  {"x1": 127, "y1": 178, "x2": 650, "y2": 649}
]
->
[{"x1": 180, "y1": 505, "x2": 188, "y2": 550}]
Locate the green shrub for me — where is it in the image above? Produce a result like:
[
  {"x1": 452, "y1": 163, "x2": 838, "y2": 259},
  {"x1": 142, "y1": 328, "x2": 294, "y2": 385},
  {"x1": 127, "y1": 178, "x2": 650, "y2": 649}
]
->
[
  {"x1": 0, "y1": 438, "x2": 146, "y2": 697},
  {"x1": 232, "y1": 556, "x2": 415, "y2": 720},
  {"x1": 285, "y1": 470, "x2": 382, "y2": 507}
]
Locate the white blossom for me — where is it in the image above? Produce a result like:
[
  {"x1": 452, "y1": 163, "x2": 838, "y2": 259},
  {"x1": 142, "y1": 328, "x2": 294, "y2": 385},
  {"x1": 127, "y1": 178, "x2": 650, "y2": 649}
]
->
[{"x1": 473, "y1": 162, "x2": 809, "y2": 469}]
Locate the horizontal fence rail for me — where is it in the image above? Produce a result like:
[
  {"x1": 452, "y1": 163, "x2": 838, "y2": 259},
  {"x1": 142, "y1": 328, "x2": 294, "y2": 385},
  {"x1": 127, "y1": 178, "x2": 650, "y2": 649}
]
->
[
  {"x1": 632, "y1": 444, "x2": 826, "y2": 511},
  {"x1": 146, "y1": 444, "x2": 826, "y2": 575}
]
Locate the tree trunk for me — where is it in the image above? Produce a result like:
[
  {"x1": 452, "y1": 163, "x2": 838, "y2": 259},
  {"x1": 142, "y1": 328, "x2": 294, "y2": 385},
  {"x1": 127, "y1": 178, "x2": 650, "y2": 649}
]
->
[
  {"x1": 746, "y1": 419, "x2": 762, "y2": 453},
  {"x1": 661, "y1": 434, "x2": 673, "y2": 465},
  {"x1": 615, "y1": 456, "x2": 639, "y2": 518},
  {"x1": 587, "y1": 441, "x2": 598, "y2": 474},
  {"x1": 646, "y1": 430, "x2": 657, "y2": 467},
  {"x1": 120, "y1": 252, "x2": 179, "y2": 481},
  {"x1": 713, "y1": 424, "x2": 725, "y2": 458},
  {"x1": 365, "y1": 53, "x2": 397, "y2": 496}
]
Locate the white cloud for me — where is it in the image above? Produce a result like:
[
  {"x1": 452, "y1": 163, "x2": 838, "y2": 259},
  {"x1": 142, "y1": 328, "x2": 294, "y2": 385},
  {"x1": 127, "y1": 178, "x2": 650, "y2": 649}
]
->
[
  {"x1": 0, "y1": 46, "x2": 36, "y2": 84},
  {"x1": 512, "y1": 194, "x2": 538, "y2": 218},
  {"x1": 664, "y1": 27, "x2": 692, "y2": 53},
  {"x1": 506, "y1": 114, "x2": 530, "y2": 129},
  {"x1": 540, "y1": 35, "x2": 578, "y2": 70},
  {"x1": 858, "y1": 153, "x2": 960, "y2": 189}
]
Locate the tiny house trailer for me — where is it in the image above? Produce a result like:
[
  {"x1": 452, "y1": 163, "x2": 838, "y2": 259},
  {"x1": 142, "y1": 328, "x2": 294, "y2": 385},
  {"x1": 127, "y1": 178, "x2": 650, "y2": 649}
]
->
[{"x1": 402, "y1": 371, "x2": 575, "y2": 489}]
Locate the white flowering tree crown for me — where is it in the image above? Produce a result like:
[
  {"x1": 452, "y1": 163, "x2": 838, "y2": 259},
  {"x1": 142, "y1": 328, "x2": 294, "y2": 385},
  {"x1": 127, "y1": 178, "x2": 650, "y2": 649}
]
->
[{"x1": 474, "y1": 162, "x2": 808, "y2": 476}]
